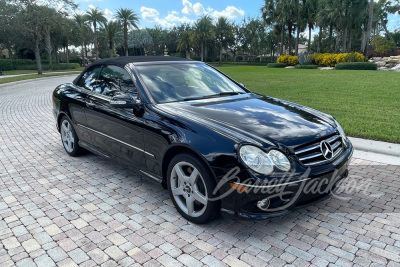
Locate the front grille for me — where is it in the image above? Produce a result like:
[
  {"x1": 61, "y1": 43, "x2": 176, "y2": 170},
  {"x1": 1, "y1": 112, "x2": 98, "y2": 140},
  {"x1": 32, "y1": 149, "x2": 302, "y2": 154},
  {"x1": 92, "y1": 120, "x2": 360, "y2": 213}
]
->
[{"x1": 294, "y1": 134, "x2": 343, "y2": 167}]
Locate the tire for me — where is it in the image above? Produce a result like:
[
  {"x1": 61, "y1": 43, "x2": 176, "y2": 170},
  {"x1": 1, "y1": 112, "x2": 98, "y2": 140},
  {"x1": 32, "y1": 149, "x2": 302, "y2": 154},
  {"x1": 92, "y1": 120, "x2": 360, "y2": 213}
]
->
[
  {"x1": 60, "y1": 116, "x2": 84, "y2": 157},
  {"x1": 167, "y1": 153, "x2": 220, "y2": 224}
]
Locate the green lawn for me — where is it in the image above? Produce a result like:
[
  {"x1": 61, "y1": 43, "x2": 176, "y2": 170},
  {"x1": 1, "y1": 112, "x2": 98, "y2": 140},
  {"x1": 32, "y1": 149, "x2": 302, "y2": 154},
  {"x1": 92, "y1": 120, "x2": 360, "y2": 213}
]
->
[{"x1": 216, "y1": 65, "x2": 400, "y2": 143}]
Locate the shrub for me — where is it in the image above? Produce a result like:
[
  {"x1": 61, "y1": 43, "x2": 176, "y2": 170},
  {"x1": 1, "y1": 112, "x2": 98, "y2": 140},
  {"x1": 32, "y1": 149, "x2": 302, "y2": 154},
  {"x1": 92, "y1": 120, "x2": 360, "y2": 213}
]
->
[
  {"x1": 14, "y1": 63, "x2": 80, "y2": 70},
  {"x1": 267, "y1": 63, "x2": 286, "y2": 68},
  {"x1": 277, "y1": 55, "x2": 298, "y2": 66},
  {"x1": 335, "y1": 62, "x2": 377, "y2": 70},
  {"x1": 298, "y1": 52, "x2": 313, "y2": 65},
  {"x1": 371, "y1": 36, "x2": 396, "y2": 55},
  {"x1": 313, "y1": 52, "x2": 365, "y2": 67},
  {"x1": 294, "y1": 65, "x2": 318, "y2": 69}
]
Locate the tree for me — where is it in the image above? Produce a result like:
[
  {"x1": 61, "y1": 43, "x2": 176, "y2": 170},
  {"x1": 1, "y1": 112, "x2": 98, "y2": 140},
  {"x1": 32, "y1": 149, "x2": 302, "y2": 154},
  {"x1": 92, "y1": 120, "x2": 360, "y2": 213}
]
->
[
  {"x1": 177, "y1": 30, "x2": 194, "y2": 58},
  {"x1": 115, "y1": 8, "x2": 140, "y2": 56},
  {"x1": 362, "y1": 0, "x2": 374, "y2": 56},
  {"x1": 102, "y1": 21, "x2": 122, "y2": 58},
  {"x1": 304, "y1": 0, "x2": 319, "y2": 52},
  {"x1": 85, "y1": 8, "x2": 107, "y2": 60},
  {"x1": 73, "y1": 14, "x2": 91, "y2": 65},
  {"x1": 215, "y1": 17, "x2": 233, "y2": 65},
  {"x1": 128, "y1": 30, "x2": 153, "y2": 56},
  {"x1": 192, "y1": 15, "x2": 215, "y2": 61}
]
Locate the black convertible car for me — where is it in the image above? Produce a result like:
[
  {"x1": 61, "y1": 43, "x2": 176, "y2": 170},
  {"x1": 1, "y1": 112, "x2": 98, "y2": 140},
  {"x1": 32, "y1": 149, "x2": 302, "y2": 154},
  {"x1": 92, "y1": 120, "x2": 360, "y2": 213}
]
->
[{"x1": 53, "y1": 56, "x2": 353, "y2": 223}]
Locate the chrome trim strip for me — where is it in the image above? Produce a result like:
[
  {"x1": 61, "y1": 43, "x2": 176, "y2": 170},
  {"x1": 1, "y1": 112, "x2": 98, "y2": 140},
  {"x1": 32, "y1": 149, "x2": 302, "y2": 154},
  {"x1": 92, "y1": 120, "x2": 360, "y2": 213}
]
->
[
  {"x1": 140, "y1": 170, "x2": 162, "y2": 183},
  {"x1": 295, "y1": 144, "x2": 319, "y2": 155},
  {"x1": 233, "y1": 178, "x2": 311, "y2": 188},
  {"x1": 328, "y1": 135, "x2": 340, "y2": 143},
  {"x1": 76, "y1": 124, "x2": 155, "y2": 157},
  {"x1": 299, "y1": 152, "x2": 323, "y2": 161},
  {"x1": 331, "y1": 141, "x2": 341, "y2": 150},
  {"x1": 303, "y1": 147, "x2": 343, "y2": 166}
]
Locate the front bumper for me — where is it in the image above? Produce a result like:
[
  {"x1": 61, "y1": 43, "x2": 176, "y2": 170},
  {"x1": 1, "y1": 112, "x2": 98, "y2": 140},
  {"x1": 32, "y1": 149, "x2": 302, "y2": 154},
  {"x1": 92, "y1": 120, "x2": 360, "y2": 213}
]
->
[{"x1": 219, "y1": 142, "x2": 353, "y2": 220}]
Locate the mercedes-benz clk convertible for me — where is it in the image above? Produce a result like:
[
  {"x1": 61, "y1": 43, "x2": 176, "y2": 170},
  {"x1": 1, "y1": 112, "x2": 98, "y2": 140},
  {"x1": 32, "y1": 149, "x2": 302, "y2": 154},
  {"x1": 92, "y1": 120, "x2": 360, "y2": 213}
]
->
[{"x1": 52, "y1": 56, "x2": 353, "y2": 223}]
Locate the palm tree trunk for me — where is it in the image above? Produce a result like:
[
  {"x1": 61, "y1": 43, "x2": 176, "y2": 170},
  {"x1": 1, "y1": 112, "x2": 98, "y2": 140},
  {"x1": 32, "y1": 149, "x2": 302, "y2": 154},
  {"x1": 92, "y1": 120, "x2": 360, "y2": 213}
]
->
[
  {"x1": 382, "y1": 19, "x2": 394, "y2": 42},
  {"x1": 328, "y1": 24, "x2": 333, "y2": 52},
  {"x1": 110, "y1": 41, "x2": 114, "y2": 58},
  {"x1": 317, "y1": 27, "x2": 322, "y2": 53},
  {"x1": 66, "y1": 39, "x2": 70, "y2": 66},
  {"x1": 308, "y1": 24, "x2": 312, "y2": 52},
  {"x1": 201, "y1": 41, "x2": 204, "y2": 62},
  {"x1": 288, "y1": 24, "x2": 293, "y2": 55},
  {"x1": 94, "y1": 22, "x2": 98, "y2": 60},
  {"x1": 363, "y1": 0, "x2": 374, "y2": 57},
  {"x1": 81, "y1": 43, "x2": 85, "y2": 66},
  {"x1": 124, "y1": 22, "x2": 129, "y2": 56},
  {"x1": 280, "y1": 24, "x2": 284, "y2": 55},
  {"x1": 219, "y1": 34, "x2": 223, "y2": 66},
  {"x1": 295, "y1": 26, "x2": 300, "y2": 56},
  {"x1": 45, "y1": 31, "x2": 52, "y2": 65},
  {"x1": 33, "y1": 29, "x2": 42, "y2": 75},
  {"x1": 348, "y1": 30, "x2": 352, "y2": 52},
  {"x1": 342, "y1": 27, "x2": 347, "y2": 53}
]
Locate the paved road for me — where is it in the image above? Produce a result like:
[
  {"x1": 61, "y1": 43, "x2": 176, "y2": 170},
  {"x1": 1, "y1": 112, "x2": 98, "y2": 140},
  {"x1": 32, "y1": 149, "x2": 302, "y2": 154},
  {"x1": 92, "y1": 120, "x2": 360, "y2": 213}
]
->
[{"x1": 0, "y1": 76, "x2": 400, "y2": 267}]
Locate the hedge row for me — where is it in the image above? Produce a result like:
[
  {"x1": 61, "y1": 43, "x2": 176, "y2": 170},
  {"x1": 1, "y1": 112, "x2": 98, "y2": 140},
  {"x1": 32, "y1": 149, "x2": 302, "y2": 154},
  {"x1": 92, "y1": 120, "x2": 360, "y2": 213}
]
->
[
  {"x1": 14, "y1": 63, "x2": 80, "y2": 70},
  {"x1": 335, "y1": 62, "x2": 378, "y2": 70},
  {"x1": 277, "y1": 52, "x2": 366, "y2": 67},
  {"x1": 267, "y1": 63, "x2": 286, "y2": 68},
  {"x1": 0, "y1": 59, "x2": 81, "y2": 71},
  {"x1": 277, "y1": 55, "x2": 299, "y2": 66},
  {"x1": 294, "y1": 65, "x2": 318, "y2": 69}
]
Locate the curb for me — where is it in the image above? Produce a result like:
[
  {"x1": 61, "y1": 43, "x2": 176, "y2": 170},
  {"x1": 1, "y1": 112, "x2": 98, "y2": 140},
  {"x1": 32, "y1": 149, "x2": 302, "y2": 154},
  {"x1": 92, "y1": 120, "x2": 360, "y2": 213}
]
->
[{"x1": 349, "y1": 137, "x2": 400, "y2": 157}]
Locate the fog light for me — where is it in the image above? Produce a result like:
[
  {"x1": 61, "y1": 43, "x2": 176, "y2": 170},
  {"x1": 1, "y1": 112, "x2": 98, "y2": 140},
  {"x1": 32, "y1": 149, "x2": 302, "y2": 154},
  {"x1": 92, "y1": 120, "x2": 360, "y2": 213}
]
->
[{"x1": 257, "y1": 199, "x2": 270, "y2": 211}]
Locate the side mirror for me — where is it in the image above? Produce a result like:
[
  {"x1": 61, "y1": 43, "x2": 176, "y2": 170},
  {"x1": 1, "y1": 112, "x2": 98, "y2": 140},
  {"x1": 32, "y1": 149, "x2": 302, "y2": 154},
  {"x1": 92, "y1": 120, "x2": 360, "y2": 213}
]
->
[
  {"x1": 239, "y1": 83, "x2": 246, "y2": 88},
  {"x1": 110, "y1": 94, "x2": 136, "y2": 108},
  {"x1": 110, "y1": 94, "x2": 144, "y2": 117}
]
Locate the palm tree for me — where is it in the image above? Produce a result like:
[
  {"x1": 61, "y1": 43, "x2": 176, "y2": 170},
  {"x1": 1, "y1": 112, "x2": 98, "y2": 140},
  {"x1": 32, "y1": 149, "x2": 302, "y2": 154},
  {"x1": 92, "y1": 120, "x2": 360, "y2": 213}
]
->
[
  {"x1": 115, "y1": 8, "x2": 139, "y2": 56},
  {"x1": 85, "y1": 8, "x2": 107, "y2": 60},
  {"x1": 304, "y1": 0, "x2": 319, "y2": 52},
  {"x1": 103, "y1": 21, "x2": 122, "y2": 58},
  {"x1": 177, "y1": 30, "x2": 193, "y2": 58},
  {"x1": 215, "y1": 17, "x2": 232, "y2": 66},
  {"x1": 73, "y1": 14, "x2": 90, "y2": 65},
  {"x1": 192, "y1": 15, "x2": 215, "y2": 62}
]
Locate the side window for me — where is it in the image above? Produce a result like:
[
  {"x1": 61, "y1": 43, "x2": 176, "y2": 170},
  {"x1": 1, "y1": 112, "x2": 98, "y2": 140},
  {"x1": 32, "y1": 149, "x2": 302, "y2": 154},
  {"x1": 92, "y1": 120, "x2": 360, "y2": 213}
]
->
[
  {"x1": 77, "y1": 67, "x2": 102, "y2": 91},
  {"x1": 95, "y1": 65, "x2": 137, "y2": 97}
]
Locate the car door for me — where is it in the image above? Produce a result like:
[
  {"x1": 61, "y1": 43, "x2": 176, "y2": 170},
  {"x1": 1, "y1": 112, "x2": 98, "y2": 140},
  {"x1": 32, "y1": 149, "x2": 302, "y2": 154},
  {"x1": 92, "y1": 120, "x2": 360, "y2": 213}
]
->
[
  {"x1": 84, "y1": 65, "x2": 146, "y2": 167},
  {"x1": 69, "y1": 66, "x2": 102, "y2": 144}
]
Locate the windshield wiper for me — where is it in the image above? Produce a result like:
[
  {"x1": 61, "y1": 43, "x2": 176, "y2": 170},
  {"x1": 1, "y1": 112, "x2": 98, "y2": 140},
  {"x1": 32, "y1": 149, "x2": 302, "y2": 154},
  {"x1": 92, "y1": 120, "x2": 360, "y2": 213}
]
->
[{"x1": 183, "y1": 91, "x2": 244, "y2": 101}]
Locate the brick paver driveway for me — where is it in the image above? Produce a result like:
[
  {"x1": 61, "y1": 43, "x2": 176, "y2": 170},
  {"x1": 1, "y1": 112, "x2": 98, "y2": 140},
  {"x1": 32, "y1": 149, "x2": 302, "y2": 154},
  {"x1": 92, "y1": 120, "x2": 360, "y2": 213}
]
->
[{"x1": 1, "y1": 76, "x2": 400, "y2": 267}]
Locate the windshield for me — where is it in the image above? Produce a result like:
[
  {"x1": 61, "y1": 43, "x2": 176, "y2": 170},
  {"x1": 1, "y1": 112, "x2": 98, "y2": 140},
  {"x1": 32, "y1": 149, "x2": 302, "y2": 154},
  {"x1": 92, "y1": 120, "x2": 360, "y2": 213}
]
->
[{"x1": 136, "y1": 63, "x2": 247, "y2": 103}]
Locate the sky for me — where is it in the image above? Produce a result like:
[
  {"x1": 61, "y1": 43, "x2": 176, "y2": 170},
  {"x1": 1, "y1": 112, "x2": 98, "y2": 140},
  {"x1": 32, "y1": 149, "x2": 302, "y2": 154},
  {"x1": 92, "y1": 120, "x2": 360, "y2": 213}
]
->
[{"x1": 74, "y1": 0, "x2": 400, "y2": 31}]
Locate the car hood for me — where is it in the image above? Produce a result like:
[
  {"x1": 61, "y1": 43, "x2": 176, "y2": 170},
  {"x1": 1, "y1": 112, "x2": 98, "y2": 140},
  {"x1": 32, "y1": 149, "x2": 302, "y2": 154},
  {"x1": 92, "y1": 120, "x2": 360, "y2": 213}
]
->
[{"x1": 159, "y1": 94, "x2": 337, "y2": 147}]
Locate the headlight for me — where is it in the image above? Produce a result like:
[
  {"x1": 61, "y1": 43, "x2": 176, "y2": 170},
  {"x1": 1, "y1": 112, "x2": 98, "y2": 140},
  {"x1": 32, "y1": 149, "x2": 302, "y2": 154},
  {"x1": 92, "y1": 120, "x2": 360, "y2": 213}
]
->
[
  {"x1": 268, "y1": 150, "x2": 291, "y2": 172},
  {"x1": 335, "y1": 121, "x2": 348, "y2": 147},
  {"x1": 239, "y1": 145, "x2": 291, "y2": 175}
]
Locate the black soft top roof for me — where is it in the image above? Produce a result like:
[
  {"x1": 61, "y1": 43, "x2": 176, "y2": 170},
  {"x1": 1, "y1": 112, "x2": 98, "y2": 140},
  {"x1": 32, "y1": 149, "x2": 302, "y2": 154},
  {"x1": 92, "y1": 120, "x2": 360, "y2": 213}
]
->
[
  {"x1": 73, "y1": 56, "x2": 194, "y2": 85},
  {"x1": 89, "y1": 56, "x2": 192, "y2": 68}
]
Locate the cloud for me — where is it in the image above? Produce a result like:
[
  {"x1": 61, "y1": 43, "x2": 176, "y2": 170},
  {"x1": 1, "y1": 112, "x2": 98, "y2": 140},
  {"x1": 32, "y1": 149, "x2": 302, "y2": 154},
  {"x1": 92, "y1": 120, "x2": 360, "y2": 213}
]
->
[
  {"x1": 165, "y1": 13, "x2": 193, "y2": 24},
  {"x1": 104, "y1": 8, "x2": 114, "y2": 21},
  {"x1": 140, "y1": 7, "x2": 160, "y2": 22},
  {"x1": 211, "y1": 6, "x2": 245, "y2": 19},
  {"x1": 182, "y1": 0, "x2": 206, "y2": 15},
  {"x1": 140, "y1": 6, "x2": 176, "y2": 28}
]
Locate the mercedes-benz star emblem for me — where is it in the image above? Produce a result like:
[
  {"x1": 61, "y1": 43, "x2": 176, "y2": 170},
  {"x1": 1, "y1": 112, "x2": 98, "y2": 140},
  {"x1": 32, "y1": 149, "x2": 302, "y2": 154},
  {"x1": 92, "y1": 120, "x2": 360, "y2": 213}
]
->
[{"x1": 320, "y1": 141, "x2": 334, "y2": 160}]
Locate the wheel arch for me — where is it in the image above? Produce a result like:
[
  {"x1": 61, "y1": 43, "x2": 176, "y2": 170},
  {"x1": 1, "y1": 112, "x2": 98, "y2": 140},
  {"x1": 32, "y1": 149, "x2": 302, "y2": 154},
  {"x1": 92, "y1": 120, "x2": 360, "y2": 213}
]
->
[
  {"x1": 56, "y1": 111, "x2": 72, "y2": 132},
  {"x1": 161, "y1": 144, "x2": 216, "y2": 189}
]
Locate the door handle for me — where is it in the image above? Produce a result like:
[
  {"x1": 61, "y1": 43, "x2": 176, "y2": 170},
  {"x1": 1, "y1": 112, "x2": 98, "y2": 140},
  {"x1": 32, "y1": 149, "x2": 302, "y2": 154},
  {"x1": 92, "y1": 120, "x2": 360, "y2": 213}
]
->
[{"x1": 85, "y1": 100, "x2": 95, "y2": 108}]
